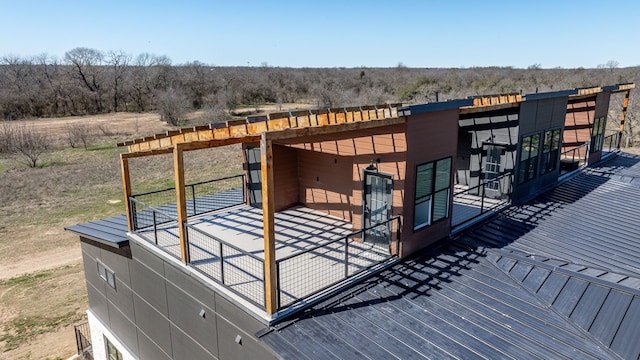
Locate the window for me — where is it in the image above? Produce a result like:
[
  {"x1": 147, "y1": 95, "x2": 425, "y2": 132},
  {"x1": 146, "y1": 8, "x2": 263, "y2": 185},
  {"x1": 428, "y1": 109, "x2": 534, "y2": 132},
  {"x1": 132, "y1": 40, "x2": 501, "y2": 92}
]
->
[
  {"x1": 483, "y1": 145, "x2": 504, "y2": 190},
  {"x1": 591, "y1": 116, "x2": 605, "y2": 153},
  {"x1": 540, "y1": 129, "x2": 561, "y2": 175},
  {"x1": 414, "y1": 157, "x2": 451, "y2": 230},
  {"x1": 97, "y1": 261, "x2": 116, "y2": 290},
  {"x1": 518, "y1": 134, "x2": 540, "y2": 184},
  {"x1": 105, "y1": 337, "x2": 123, "y2": 360}
]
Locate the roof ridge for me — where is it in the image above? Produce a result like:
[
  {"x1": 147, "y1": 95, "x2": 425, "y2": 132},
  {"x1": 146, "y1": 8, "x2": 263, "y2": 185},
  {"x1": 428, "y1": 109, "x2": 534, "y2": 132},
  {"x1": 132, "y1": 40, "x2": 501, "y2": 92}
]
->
[
  {"x1": 486, "y1": 248, "x2": 633, "y2": 360},
  {"x1": 487, "y1": 248, "x2": 640, "y2": 295}
]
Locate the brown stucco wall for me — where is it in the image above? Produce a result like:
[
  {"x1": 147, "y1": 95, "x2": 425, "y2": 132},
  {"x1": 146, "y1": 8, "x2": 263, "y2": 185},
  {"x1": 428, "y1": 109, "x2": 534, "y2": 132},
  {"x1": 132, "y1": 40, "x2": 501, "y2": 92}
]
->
[
  {"x1": 283, "y1": 124, "x2": 407, "y2": 231},
  {"x1": 273, "y1": 144, "x2": 300, "y2": 211},
  {"x1": 401, "y1": 109, "x2": 459, "y2": 258}
]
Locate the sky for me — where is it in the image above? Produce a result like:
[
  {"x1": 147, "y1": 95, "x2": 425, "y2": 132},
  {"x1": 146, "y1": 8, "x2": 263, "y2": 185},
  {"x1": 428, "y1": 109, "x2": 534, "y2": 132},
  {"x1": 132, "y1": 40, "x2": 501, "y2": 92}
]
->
[{"x1": 1, "y1": 0, "x2": 639, "y2": 69}]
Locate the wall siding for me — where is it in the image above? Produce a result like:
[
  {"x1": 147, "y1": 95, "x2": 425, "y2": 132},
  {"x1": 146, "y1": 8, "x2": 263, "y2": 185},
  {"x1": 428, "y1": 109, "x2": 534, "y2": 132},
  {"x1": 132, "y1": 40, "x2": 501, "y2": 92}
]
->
[
  {"x1": 81, "y1": 238, "x2": 278, "y2": 360},
  {"x1": 402, "y1": 109, "x2": 459, "y2": 257}
]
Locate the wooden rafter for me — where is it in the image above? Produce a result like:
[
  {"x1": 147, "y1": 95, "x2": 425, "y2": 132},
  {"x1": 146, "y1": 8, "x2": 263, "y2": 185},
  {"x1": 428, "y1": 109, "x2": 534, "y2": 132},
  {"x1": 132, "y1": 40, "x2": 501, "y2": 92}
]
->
[{"x1": 117, "y1": 104, "x2": 401, "y2": 156}]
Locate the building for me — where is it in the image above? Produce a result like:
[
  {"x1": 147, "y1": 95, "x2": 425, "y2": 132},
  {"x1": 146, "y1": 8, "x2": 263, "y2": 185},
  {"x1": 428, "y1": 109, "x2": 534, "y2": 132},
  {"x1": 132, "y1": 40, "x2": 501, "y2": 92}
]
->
[{"x1": 66, "y1": 83, "x2": 637, "y2": 359}]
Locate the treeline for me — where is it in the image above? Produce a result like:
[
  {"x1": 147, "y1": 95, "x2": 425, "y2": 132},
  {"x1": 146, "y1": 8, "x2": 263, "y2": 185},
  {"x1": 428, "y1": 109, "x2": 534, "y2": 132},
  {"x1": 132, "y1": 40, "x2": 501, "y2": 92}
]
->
[{"x1": 1, "y1": 47, "x2": 639, "y2": 124}]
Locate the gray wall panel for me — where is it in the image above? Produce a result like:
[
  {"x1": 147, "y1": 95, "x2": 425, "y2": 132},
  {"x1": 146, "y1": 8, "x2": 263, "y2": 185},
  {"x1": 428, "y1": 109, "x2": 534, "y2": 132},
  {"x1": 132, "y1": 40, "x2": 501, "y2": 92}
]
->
[
  {"x1": 519, "y1": 101, "x2": 537, "y2": 135},
  {"x1": 87, "y1": 282, "x2": 109, "y2": 322},
  {"x1": 170, "y1": 323, "x2": 217, "y2": 360},
  {"x1": 166, "y1": 281, "x2": 218, "y2": 356},
  {"x1": 105, "y1": 277, "x2": 135, "y2": 322},
  {"x1": 81, "y1": 240, "x2": 101, "y2": 259},
  {"x1": 131, "y1": 241, "x2": 165, "y2": 275},
  {"x1": 215, "y1": 293, "x2": 267, "y2": 336},
  {"x1": 216, "y1": 315, "x2": 277, "y2": 360},
  {"x1": 137, "y1": 328, "x2": 172, "y2": 360},
  {"x1": 133, "y1": 293, "x2": 173, "y2": 355},
  {"x1": 82, "y1": 251, "x2": 106, "y2": 296},
  {"x1": 107, "y1": 301, "x2": 139, "y2": 355},
  {"x1": 131, "y1": 258, "x2": 168, "y2": 316},
  {"x1": 164, "y1": 262, "x2": 217, "y2": 312},
  {"x1": 552, "y1": 97, "x2": 569, "y2": 128},
  {"x1": 101, "y1": 246, "x2": 132, "y2": 287}
]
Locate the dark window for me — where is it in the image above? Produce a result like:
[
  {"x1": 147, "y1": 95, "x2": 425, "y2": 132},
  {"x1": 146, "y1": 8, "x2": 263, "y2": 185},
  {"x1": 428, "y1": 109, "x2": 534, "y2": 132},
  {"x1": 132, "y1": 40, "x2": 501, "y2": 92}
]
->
[
  {"x1": 106, "y1": 337, "x2": 123, "y2": 360},
  {"x1": 97, "y1": 261, "x2": 116, "y2": 290},
  {"x1": 483, "y1": 145, "x2": 503, "y2": 190},
  {"x1": 540, "y1": 129, "x2": 562, "y2": 175},
  {"x1": 591, "y1": 117, "x2": 605, "y2": 153},
  {"x1": 518, "y1": 134, "x2": 540, "y2": 184},
  {"x1": 414, "y1": 157, "x2": 451, "y2": 230}
]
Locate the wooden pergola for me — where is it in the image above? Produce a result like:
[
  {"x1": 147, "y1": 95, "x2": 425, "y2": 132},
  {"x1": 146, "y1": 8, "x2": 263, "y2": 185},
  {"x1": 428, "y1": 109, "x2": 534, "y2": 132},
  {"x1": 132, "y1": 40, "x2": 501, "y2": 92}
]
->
[{"x1": 118, "y1": 104, "x2": 404, "y2": 314}]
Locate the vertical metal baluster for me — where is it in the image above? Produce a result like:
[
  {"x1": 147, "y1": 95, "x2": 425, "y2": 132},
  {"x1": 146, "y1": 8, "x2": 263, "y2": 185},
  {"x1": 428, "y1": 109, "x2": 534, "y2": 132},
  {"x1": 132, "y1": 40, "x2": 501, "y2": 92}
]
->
[
  {"x1": 344, "y1": 235, "x2": 350, "y2": 278},
  {"x1": 191, "y1": 185, "x2": 196, "y2": 216},
  {"x1": 153, "y1": 211, "x2": 158, "y2": 245}
]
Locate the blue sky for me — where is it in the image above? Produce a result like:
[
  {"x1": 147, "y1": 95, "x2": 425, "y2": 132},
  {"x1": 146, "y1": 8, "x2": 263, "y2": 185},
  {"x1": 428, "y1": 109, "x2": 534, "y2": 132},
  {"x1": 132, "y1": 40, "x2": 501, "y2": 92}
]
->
[{"x1": 2, "y1": 0, "x2": 638, "y2": 68}]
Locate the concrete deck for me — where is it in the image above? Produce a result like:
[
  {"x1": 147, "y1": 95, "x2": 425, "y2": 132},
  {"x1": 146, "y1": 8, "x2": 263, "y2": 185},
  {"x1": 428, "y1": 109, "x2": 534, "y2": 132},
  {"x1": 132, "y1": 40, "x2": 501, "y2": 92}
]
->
[
  {"x1": 452, "y1": 184, "x2": 509, "y2": 227},
  {"x1": 136, "y1": 205, "x2": 392, "y2": 308}
]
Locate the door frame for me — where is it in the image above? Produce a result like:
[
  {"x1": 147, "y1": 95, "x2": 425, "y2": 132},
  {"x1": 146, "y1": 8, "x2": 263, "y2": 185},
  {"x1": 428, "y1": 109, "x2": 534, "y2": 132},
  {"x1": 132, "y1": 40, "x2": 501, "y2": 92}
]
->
[{"x1": 361, "y1": 169, "x2": 394, "y2": 244}]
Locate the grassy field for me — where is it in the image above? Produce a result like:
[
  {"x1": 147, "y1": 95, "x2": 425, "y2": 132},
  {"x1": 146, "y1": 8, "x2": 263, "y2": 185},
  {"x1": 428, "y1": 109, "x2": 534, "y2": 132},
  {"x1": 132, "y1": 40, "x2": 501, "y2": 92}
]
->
[{"x1": 0, "y1": 113, "x2": 243, "y2": 359}]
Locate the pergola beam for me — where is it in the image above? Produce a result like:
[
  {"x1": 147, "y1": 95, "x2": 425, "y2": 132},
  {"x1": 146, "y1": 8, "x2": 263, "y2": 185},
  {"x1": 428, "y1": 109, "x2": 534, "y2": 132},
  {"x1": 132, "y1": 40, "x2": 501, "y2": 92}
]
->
[{"x1": 265, "y1": 116, "x2": 405, "y2": 142}]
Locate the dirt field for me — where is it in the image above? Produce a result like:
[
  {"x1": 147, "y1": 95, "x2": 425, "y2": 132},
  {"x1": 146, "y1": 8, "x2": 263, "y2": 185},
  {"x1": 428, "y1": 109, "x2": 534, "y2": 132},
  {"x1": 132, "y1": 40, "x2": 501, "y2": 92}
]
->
[{"x1": 0, "y1": 105, "x2": 308, "y2": 359}]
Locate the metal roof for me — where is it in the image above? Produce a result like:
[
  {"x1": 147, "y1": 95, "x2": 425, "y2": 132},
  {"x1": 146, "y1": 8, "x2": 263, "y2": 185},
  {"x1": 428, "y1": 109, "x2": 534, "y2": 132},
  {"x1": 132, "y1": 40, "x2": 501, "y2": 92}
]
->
[
  {"x1": 261, "y1": 153, "x2": 640, "y2": 359},
  {"x1": 64, "y1": 214, "x2": 129, "y2": 247}
]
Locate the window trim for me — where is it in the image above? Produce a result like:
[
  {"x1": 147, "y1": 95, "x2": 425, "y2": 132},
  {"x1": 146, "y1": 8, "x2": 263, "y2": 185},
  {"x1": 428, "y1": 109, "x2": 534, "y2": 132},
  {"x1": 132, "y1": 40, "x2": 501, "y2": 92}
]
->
[
  {"x1": 97, "y1": 260, "x2": 116, "y2": 290},
  {"x1": 540, "y1": 128, "x2": 562, "y2": 175},
  {"x1": 105, "y1": 336, "x2": 124, "y2": 360},
  {"x1": 483, "y1": 144, "x2": 505, "y2": 190},
  {"x1": 591, "y1": 116, "x2": 605, "y2": 153},
  {"x1": 413, "y1": 156, "x2": 452, "y2": 231},
  {"x1": 518, "y1": 133, "x2": 541, "y2": 185}
]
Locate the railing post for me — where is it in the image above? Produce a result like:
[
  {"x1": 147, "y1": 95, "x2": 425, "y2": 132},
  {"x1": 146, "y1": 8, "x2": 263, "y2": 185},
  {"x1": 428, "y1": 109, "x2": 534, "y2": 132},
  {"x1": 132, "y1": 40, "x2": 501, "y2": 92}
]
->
[
  {"x1": 121, "y1": 155, "x2": 134, "y2": 231},
  {"x1": 219, "y1": 241, "x2": 224, "y2": 284},
  {"x1": 276, "y1": 261, "x2": 281, "y2": 311},
  {"x1": 129, "y1": 198, "x2": 137, "y2": 231},
  {"x1": 480, "y1": 181, "x2": 485, "y2": 214},
  {"x1": 191, "y1": 185, "x2": 196, "y2": 216},
  {"x1": 261, "y1": 135, "x2": 278, "y2": 314},
  {"x1": 173, "y1": 143, "x2": 190, "y2": 264},
  {"x1": 153, "y1": 211, "x2": 158, "y2": 245},
  {"x1": 344, "y1": 236, "x2": 350, "y2": 278}
]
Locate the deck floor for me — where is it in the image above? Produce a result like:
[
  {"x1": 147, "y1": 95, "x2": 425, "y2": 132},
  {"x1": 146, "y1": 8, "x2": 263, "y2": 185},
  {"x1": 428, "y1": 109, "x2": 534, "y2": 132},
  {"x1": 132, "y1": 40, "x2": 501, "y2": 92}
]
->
[
  {"x1": 136, "y1": 205, "x2": 391, "y2": 308},
  {"x1": 452, "y1": 184, "x2": 509, "y2": 227}
]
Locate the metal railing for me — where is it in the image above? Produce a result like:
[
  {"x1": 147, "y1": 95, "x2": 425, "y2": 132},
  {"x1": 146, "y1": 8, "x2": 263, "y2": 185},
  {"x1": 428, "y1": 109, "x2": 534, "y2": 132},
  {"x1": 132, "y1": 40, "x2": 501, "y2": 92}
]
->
[
  {"x1": 452, "y1": 172, "x2": 513, "y2": 228},
  {"x1": 603, "y1": 132, "x2": 619, "y2": 152},
  {"x1": 275, "y1": 216, "x2": 401, "y2": 310},
  {"x1": 185, "y1": 224, "x2": 266, "y2": 308},
  {"x1": 560, "y1": 143, "x2": 589, "y2": 173},
  {"x1": 74, "y1": 322, "x2": 93, "y2": 360},
  {"x1": 129, "y1": 197, "x2": 179, "y2": 252},
  {"x1": 130, "y1": 174, "x2": 245, "y2": 231}
]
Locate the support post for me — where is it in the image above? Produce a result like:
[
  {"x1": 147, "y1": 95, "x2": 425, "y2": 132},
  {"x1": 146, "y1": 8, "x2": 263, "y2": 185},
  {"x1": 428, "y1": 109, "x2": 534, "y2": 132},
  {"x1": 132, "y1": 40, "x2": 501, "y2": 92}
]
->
[
  {"x1": 174, "y1": 143, "x2": 190, "y2": 263},
  {"x1": 261, "y1": 135, "x2": 277, "y2": 314},
  {"x1": 120, "y1": 154, "x2": 134, "y2": 231},
  {"x1": 618, "y1": 90, "x2": 630, "y2": 149}
]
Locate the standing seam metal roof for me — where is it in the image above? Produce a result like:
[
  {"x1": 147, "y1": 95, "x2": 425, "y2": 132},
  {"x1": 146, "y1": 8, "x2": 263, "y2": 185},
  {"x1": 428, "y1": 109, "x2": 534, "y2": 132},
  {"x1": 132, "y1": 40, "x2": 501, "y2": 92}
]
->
[{"x1": 261, "y1": 153, "x2": 640, "y2": 359}]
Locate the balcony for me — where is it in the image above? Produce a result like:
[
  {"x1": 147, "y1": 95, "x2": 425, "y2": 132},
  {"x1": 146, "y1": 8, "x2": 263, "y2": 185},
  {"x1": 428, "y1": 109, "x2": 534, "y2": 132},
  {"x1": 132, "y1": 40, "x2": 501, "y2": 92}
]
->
[{"x1": 128, "y1": 175, "x2": 399, "y2": 315}]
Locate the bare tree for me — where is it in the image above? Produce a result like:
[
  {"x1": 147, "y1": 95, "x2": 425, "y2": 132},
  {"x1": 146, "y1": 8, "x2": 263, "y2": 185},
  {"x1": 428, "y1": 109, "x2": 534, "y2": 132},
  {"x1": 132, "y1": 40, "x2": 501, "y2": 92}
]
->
[
  {"x1": 64, "y1": 122, "x2": 94, "y2": 149},
  {"x1": 64, "y1": 47, "x2": 105, "y2": 113},
  {"x1": 156, "y1": 87, "x2": 188, "y2": 126},
  {"x1": 106, "y1": 50, "x2": 131, "y2": 112},
  {"x1": 0, "y1": 121, "x2": 15, "y2": 153},
  {"x1": 12, "y1": 124, "x2": 50, "y2": 167}
]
